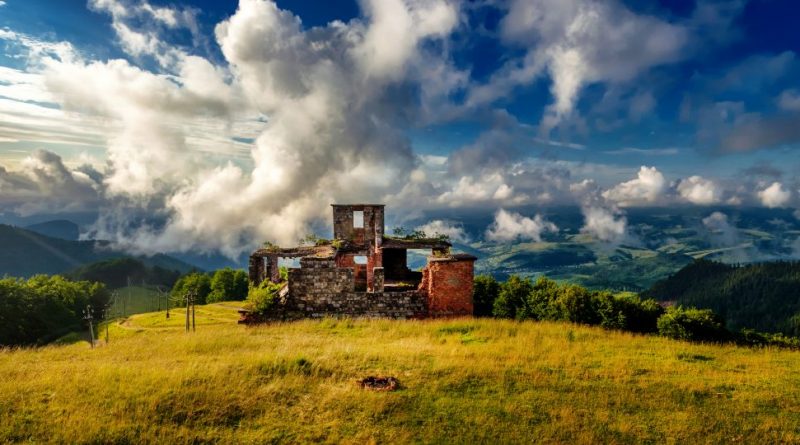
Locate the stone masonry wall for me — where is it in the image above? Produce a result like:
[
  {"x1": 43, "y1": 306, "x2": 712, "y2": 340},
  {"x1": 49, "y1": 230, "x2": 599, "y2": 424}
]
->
[
  {"x1": 285, "y1": 261, "x2": 425, "y2": 318},
  {"x1": 289, "y1": 291, "x2": 426, "y2": 319}
]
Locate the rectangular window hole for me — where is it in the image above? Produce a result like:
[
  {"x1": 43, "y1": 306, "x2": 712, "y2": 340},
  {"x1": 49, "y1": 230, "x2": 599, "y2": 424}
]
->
[
  {"x1": 354, "y1": 255, "x2": 368, "y2": 265},
  {"x1": 353, "y1": 210, "x2": 364, "y2": 228}
]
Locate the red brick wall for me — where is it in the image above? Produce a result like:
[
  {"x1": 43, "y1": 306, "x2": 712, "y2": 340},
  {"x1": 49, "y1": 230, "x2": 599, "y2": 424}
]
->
[{"x1": 424, "y1": 258, "x2": 474, "y2": 317}]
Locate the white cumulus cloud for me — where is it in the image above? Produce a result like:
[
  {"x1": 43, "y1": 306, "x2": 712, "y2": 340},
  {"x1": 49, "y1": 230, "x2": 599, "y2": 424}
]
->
[
  {"x1": 677, "y1": 175, "x2": 720, "y2": 205},
  {"x1": 758, "y1": 182, "x2": 791, "y2": 208},
  {"x1": 485, "y1": 209, "x2": 557, "y2": 242},
  {"x1": 415, "y1": 220, "x2": 468, "y2": 243},
  {"x1": 580, "y1": 206, "x2": 627, "y2": 243},
  {"x1": 602, "y1": 166, "x2": 667, "y2": 206}
]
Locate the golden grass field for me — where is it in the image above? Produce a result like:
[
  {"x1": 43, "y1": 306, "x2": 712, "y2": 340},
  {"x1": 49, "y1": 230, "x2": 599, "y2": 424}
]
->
[{"x1": 1, "y1": 302, "x2": 799, "y2": 444}]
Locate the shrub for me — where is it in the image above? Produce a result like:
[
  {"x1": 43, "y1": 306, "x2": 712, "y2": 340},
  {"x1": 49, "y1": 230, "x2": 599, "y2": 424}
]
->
[
  {"x1": 524, "y1": 276, "x2": 561, "y2": 321},
  {"x1": 595, "y1": 292, "x2": 664, "y2": 333},
  {"x1": 555, "y1": 284, "x2": 599, "y2": 325},
  {"x1": 493, "y1": 275, "x2": 533, "y2": 319},
  {"x1": 473, "y1": 275, "x2": 499, "y2": 317},
  {"x1": 657, "y1": 306, "x2": 728, "y2": 342},
  {"x1": 246, "y1": 280, "x2": 284, "y2": 314}
]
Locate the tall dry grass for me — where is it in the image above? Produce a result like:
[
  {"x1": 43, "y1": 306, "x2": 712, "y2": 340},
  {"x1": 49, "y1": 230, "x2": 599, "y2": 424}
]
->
[{"x1": 1, "y1": 303, "x2": 798, "y2": 444}]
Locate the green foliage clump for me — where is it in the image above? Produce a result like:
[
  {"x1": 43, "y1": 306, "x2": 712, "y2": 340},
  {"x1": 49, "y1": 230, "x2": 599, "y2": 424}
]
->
[
  {"x1": 171, "y1": 272, "x2": 211, "y2": 305},
  {"x1": 657, "y1": 306, "x2": 729, "y2": 342},
  {"x1": 391, "y1": 226, "x2": 450, "y2": 242},
  {"x1": 0, "y1": 275, "x2": 110, "y2": 346},
  {"x1": 299, "y1": 234, "x2": 330, "y2": 246},
  {"x1": 247, "y1": 281, "x2": 283, "y2": 314},
  {"x1": 207, "y1": 268, "x2": 249, "y2": 303},
  {"x1": 472, "y1": 275, "x2": 500, "y2": 317},
  {"x1": 493, "y1": 275, "x2": 534, "y2": 319},
  {"x1": 245, "y1": 267, "x2": 288, "y2": 314},
  {"x1": 594, "y1": 292, "x2": 665, "y2": 333}
]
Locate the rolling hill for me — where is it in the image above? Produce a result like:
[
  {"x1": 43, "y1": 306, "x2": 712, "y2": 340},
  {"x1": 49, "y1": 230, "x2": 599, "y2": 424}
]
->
[
  {"x1": 24, "y1": 220, "x2": 80, "y2": 241},
  {"x1": 0, "y1": 224, "x2": 197, "y2": 278},
  {"x1": 1, "y1": 306, "x2": 798, "y2": 443}
]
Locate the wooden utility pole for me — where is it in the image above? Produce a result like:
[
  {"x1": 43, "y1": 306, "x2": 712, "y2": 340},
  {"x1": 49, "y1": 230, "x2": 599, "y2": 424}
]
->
[
  {"x1": 185, "y1": 291, "x2": 191, "y2": 332},
  {"x1": 191, "y1": 290, "x2": 196, "y2": 332},
  {"x1": 83, "y1": 305, "x2": 95, "y2": 348},
  {"x1": 103, "y1": 301, "x2": 111, "y2": 344}
]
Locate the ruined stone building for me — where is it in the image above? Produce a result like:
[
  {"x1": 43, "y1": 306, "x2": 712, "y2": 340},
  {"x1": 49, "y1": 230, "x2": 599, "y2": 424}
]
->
[{"x1": 246, "y1": 204, "x2": 476, "y2": 320}]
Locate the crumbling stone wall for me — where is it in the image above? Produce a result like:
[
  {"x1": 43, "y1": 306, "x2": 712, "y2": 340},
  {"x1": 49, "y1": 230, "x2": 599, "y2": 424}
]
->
[
  {"x1": 282, "y1": 259, "x2": 426, "y2": 318},
  {"x1": 288, "y1": 291, "x2": 426, "y2": 319},
  {"x1": 422, "y1": 255, "x2": 476, "y2": 317}
]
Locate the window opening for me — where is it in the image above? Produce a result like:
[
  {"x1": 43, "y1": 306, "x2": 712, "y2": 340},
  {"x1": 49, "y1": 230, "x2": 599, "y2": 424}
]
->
[{"x1": 353, "y1": 210, "x2": 364, "y2": 228}]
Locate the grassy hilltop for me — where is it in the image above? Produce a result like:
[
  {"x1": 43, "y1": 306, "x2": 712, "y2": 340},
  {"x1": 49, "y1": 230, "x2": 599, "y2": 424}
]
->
[{"x1": 1, "y1": 304, "x2": 799, "y2": 444}]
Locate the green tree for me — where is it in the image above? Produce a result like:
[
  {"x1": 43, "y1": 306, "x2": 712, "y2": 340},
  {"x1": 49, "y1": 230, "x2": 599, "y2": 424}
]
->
[
  {"x1": 555, "y1": 284, "x2": 598, "y2": 325},
  {"x1": 0, "y1": 275, "x2": 111, "y2": 346},
  {"x1": 493, "y1": 275, "x2": 533, "y2": 319},
  {"x1": 232, "y1": 270, "x2": 249, "y2": 301},
  {"x1": 208, "y1": 268, "x2": 249, "y2": 303},
  {"x1": 473, "y1": 275, "x2": 499, "y2": 317},
  {"x1": 524, "y1": 276, "x2": 561, "y2": 321},
  {"x1": 171, "y1": 273, "x2": 211, "y2": 305}
]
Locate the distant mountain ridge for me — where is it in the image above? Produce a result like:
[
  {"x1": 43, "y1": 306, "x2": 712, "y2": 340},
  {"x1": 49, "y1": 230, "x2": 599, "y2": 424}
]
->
[
  {"x1": 0, "y1": 224, "x2": 198, "y2": 278},
  {"x1": 24, "y1": 220, "x2": 80, "y2": 241}
]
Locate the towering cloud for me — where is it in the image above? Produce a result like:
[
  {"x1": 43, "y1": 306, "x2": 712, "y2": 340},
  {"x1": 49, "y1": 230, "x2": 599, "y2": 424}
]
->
[{"x1": 34, "y1": 0, "x2": 462, "y2": 257}]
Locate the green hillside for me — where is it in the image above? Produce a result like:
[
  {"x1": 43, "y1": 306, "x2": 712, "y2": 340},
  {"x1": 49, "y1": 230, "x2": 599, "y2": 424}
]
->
[
  {"x1": 1, "y1": 305, "x2": 799, "y2": 443},
  {"x1": 0, "y1": 224, "x2": 117, "y2": 277},
  {"x1": 0, "y1": 224, "x2": 196, "y2": 278},
  {"x1": 643, "y1": 259, "x2": 800, "y2": 334}
]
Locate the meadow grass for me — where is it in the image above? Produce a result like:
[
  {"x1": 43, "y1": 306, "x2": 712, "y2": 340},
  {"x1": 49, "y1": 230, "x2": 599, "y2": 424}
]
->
[{"x1": 1, "y1": 303, "x2": 799, "y2": 444}]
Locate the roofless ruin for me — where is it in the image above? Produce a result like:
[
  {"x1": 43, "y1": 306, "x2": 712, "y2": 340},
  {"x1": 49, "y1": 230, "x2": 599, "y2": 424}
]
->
[{"x1": 244, "y1": 204, "x2": 476, "y2": 321}]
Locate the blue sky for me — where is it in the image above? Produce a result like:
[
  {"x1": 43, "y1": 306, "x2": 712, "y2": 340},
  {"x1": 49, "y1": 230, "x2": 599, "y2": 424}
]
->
[{"x1": 0, "y1": 0, "x2": 799, "y2": 254}]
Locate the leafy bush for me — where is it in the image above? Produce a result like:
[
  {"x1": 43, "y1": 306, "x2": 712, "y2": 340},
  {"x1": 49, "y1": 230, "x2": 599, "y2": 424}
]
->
[
  {"x1": 657, "y1": 306, "x2": 728, "y2": 342},
  {"x1": 472, "y1": 275, "x2": 499, "y2": 317},
  {"x1": 594, "y1": 292, "x2": 664, "y2": 333},
  {"x1": 524, "y1": 276, "x2": 561, "y2": 321},
  {"x1": 555, "y1": 284, "x2": 599, "y2": 325},
  {"x1": 247, "y1": 280, "x2": 284, "y2": 314},
  {"x1": 493, "y1": 275, "x2": 534, "y2": 319}
]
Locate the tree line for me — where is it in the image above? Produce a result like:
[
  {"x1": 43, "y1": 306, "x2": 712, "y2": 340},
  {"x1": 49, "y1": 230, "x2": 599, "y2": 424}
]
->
[
  {"x1": 170, "y1": 268, "x2": 249, "y2": 305},
  {"x1": 642, "y1": 259, "x2": 800, "y2": 335},
  {"x1": 474, "y1": 274, "x2": 800, "y2": 349},
  {"x1": 0, "y1": 275, "x2": 110, "y2": 346}
]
